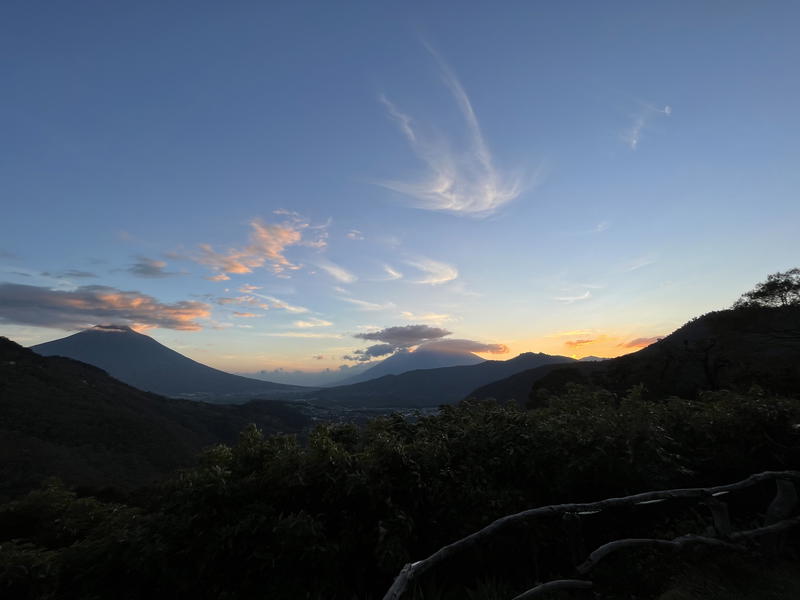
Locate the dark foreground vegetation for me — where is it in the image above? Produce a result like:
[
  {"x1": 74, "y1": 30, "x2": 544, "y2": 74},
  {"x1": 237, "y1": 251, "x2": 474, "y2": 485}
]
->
[
  {"x1": 2, "y1": 385, "x2": 799, "y2": 599},
  {"x1": 1, "y1": 271, "x2": 799, "y2": 598}
]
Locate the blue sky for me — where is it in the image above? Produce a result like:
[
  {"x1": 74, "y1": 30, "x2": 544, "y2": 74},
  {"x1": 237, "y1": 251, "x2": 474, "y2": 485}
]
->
[{"x1": 1, "y1": 1, "x2": 798, "y2": 372}]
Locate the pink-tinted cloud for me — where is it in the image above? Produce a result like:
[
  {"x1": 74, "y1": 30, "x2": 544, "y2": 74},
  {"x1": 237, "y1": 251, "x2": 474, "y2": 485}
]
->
[
  {"x1": 418, "y1": 338, "x2": 508, "y2": 354},
  {"x1": 196, "y1": 218, "x2": 303, "y2": 277},
  {"x1": 619, "y1": 336, "x2": 662, "y2": 349},
  {"x1": 564, "y1": 338, "x2": 596, "y2": 348},
  {"x1": 0, "y1": 283, "x2": 210, "y2": 331}
]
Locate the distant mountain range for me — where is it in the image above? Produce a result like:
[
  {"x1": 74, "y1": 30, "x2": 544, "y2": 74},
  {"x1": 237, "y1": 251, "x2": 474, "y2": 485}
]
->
[
  {"x1": 0, "y1": 337, "x2": 309, "y2": 499},
  {"x1": 336, "y1": 347, "x2": 486, "y2": 385},
  {"x1": 243, "y1": 362, "x2": 373, "y2": 387},
  {"x1": 314, "y1": 352, "x2": 576, "y2": 407},
  {"x1": 471, "y1": 305, "x2": 800, "y2": 405},
  {"x1": 31, "y1": 325, "x2": 302, "y2": 400}
]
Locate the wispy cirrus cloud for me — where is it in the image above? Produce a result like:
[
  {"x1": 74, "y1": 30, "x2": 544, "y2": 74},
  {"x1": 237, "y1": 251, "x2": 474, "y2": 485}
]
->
[
  {"x1": 400, "y1": 311, "x2": 452, "y2": 323},
  {"x1": 382, "y1": 264, "x2": 403, "y2": 281},
  {"x1": 623, "y1": 104, "x2": 671, "y2": 150},
  {"x1": 337, "y1": 296, "x2": 396, "y2": 311},
  {"x1": 621, "y1": 254, "x2": 657, "y2": 272},
  {"x1": 262, "y1": 331, "x2": 343, "y2": 339},
  {"x1": 406, "y1": 257, "x2": 458, "y2": 285},
  {"x1": 256, "y1": 294, "x2": 310, "y2": 314},
  {"x1": 376, "y1": 46, "x2": 525, "y2": 217},
  {"x1": 216, "y1": 292, "x2": 309, "y2": 314},
  {"x1": 293, "y1": 317, "x2": 333, "y2": 328},
  {"x1": 217, "y1": 295, "x2": 270, "y2": 309},
  {"x1": 313, "y1": 258, "x2": 357, "y2": 283},
  {"x1": 0, "y1": 283, "x2": 210, "y2": 331},
  {"x1": 554, "y1": 290, "x2": 591, "y2": 304}
]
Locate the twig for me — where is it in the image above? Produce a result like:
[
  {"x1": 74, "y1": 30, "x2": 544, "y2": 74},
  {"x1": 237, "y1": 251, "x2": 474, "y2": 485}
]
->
[
  {"x1": 510, "y1": 579, "x2": 593, "y2": 600},
  {"x1": 381, "y1": 471, "x2": 800, "y2": 600},
  {"x1": 576, "y1": 534, "x2": 743, "y2": 575},
  {"x1": 576, "y1": 515, "x2": 800, "y2": 575}
]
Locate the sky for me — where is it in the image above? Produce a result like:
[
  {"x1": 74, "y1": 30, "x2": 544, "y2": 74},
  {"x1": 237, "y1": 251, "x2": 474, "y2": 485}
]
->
[{"x1": 1, "y1": 1, "x2": 798, "y2": 374}]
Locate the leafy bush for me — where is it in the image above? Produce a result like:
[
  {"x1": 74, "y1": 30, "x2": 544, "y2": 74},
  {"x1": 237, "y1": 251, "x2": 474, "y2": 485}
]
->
[{"x1": 1, "y1": 388, "x2": 799, "y2": 599}]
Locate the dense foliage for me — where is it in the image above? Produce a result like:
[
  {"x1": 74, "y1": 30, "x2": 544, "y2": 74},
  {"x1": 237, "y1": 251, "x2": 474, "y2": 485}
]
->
[
  {"x1": 0, "y1": 337, "x2": 308, "y2": 500},
  {"x1": 2, "y1": 385, "x2": 799, "y2": 599},
  {"x1": 734, "y1": 268, "x2": 800, "y2": 308}
]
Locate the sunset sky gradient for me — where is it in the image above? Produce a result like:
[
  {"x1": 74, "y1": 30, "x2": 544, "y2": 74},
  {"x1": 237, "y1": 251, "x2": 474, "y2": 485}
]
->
[{"x1": 1, "y1": 2, "x2": 798, "y2": 373}]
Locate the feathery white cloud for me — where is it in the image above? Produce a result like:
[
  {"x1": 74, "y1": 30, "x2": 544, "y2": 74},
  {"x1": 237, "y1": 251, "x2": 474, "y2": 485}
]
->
[
  {"x1": 376, "y1": 47, "x2": 525, "y2": 217},
  {"x1": 337, "y1": 296, "x2": 395, "y2": 311},
  {"x1": 623, "y1": 104, "x2": 672, "y2": 150},
  {"x1": 293, "y1": 317, "x2": 333, "y2": 328},
  {"x1": 314, "y1": 258, "x2": 357, "y2": 283},
  {"x1": 554, "y1": 290, "x2": 592, "y2": 303},
  {"x1": 406, "y1": 257, "x2": 458, "y2": 285},
  {"x1": 262, "y1": 331, "x2": 343, "y2": 339},
  {"x1": 382, "y1": 264, "x2": 403, "y2": 280}
]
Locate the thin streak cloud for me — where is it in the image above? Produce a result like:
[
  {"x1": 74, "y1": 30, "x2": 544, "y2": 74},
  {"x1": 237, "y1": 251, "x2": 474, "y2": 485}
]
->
[
  {"x1": 406, "y1": 258, "x2": 458, "y2": 285},
  {"x1": 623, "y1": 104, "x2": 672, "y2": 150},
  {"x1": 382, "y1": 265, "x2": 403, "y2": 280},
  {"x1": 314, "y1": 258, "x2": 358, "y2": 283},
  {"x1": 376, "y1": 47, "x2": 525, "y2": 217},
  {"x1": 555, "y1": 290, "x2": 591, "y2": 303},
  {"x1": 338, "y1": 296, "x2": 396, "y2": 311}
]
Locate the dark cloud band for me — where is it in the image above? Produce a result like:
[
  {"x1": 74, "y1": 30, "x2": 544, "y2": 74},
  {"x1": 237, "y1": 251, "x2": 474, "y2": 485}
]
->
[{"x1": 0, "y1": 283, "x2": 210, "y2": 331}]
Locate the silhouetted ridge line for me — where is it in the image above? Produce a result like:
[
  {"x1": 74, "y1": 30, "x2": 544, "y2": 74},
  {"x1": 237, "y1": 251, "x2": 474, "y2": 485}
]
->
[{"x1": 31, "y1": 325, "x2": 303, "y2": 399}]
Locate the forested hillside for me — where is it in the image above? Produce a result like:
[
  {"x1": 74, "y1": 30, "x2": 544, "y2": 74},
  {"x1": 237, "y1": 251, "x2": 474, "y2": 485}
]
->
[{"x1": 0, "y1": 338, "x2": 308, "y2": 499}]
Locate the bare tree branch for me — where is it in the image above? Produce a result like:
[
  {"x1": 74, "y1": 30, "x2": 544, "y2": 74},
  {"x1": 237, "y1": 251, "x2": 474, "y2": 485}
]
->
[
  {"x1": 382, "y1": 471, "x2": 800, "y2": 600},
  {"x1": 576, "y1": 534, "x2": 743, "y2": 575},
  {"x1": 510, "y1": 579, "x2": 593, "y2": 600}
]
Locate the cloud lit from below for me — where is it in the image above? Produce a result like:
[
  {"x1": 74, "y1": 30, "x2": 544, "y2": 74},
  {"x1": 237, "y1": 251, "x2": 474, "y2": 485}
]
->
[
  {"x1": 619, "y1": 336, "x2": 662, "y2": 348},
  {"x1": 0, "y1": 283, "x2": 210, "y2": 331},
  {"x1": 417, "y1": 338, "x2": 508, "y2": 354}
]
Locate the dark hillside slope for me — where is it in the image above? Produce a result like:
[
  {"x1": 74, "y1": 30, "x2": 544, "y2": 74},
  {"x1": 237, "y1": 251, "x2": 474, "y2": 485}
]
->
[
  {"x1": 471, "y1": 306, "x2": 800, "y2": 404},
  {"x1": 315, "y1": 352, "x2": 575, "y2": 407},
  {"x1": 31, "y1": 325, "x2": 300, "y2": 399},
  {"x1": 468, "y1": 362, "x2": 596, "y2": 404},
  {"x1": 0, "y1": 337, "x2": 308, "y2": 499}
]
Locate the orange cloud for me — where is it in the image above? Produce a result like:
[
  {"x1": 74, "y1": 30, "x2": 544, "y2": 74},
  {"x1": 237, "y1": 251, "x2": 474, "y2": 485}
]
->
[
  {"x1": 619, "y1": 336, "x2": 662, "y2": 349},
  {"x1": 197, "y1": 218, "x2": 303, "y2": 277},
  {"x1": 0, "y1": 283, "x2": 210, "y2": 331},
  {"x1": 232, "y1": 312, "x2": 262, "y2": 318},
  {"x1": 564, "y1": 338, "x2": 596, "y2": 348}
]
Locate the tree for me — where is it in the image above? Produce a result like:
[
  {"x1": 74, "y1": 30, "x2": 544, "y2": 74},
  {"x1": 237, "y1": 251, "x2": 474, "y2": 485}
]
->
[{"x1": 734, "y1": 268, "x2": 800, "y2": 308}]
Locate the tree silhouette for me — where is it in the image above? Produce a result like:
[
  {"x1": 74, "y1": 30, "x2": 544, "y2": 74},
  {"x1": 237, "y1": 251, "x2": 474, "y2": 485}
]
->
[{"x1": 734, "y1": 268, "x2": 800, "y2": 308}]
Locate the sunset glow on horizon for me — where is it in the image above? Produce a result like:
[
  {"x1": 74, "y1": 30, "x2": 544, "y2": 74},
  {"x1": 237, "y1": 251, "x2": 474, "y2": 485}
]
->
[{"x1": 1, "y1": 3, "x2": 798, "y2": 376}]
